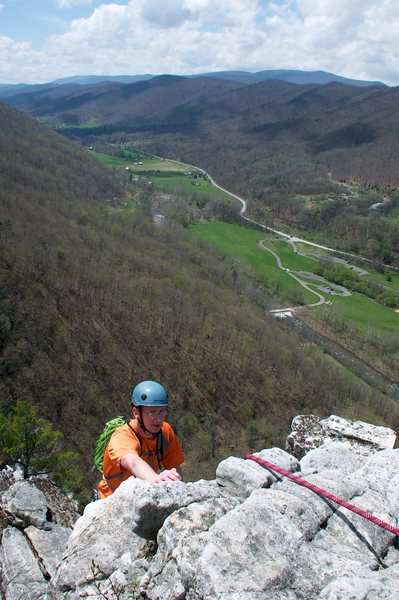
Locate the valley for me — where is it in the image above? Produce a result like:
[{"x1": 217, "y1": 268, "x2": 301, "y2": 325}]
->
[
  {"x1": 2, "y1": 75, "x2": 399, "y2": 500},
  {"x1": 91, "y1": 146, "x2": 399, "y2": 389}
]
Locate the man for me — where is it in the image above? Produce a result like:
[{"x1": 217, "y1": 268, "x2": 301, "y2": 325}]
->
[{"x1": 98, "y1": 380, "x2": 184, "y2": 498}]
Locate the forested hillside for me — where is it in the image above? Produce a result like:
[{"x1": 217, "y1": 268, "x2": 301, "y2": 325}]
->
[
  {"x1": 8, "y1": 74, "x2": 399, "y2": 265},
  {"x1": 4, "y1": 75, "x2": 399, "y2": 190},
  {"x1": 1, "y1": 102, "x2": 398, "y2": 501}
]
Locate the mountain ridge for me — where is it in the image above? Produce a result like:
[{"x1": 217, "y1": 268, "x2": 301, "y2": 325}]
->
[{"x1": 0, "y1": 68, "x2": 387, "y2": 93}]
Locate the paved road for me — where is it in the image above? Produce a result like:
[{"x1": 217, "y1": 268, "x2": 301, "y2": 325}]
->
[
  {"x1": 159, "y1": 154, "x2": 394, "y2": 269},
  {"x1": 149, "y1": 153, "x2": 399, "y2": 395},
  {"x1": 258, "y1": 239, "x2": 326, "y2": 309}
]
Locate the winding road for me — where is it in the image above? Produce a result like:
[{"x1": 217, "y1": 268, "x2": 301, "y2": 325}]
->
[
  {"x1": 159, "y1": 157, "x2": 363, "y2": 311},
  {"x1": 150, "y1": 153, "x2": 399, "y2": 398}
]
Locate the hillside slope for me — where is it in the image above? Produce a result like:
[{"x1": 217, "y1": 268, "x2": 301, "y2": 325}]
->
[
  {"x1": 1, "y1": 102, "x2": 398, "y2": 499},
  {"x1": 2, "y1": 74, "x2": 399, "y2": 189}
]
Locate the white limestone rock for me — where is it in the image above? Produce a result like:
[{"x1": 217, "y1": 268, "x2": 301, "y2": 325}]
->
[
  {"x1": 319, "y1": 572, "x2": 399, "y2": 599},
  {"x1": 0, "y1": 527, "x2": 48, "y2": 600},
  {"x1": 131, "y1": 478, "x2": 229, "y2": 539},
  {"x1": 142, "y1": 495, "x2": 239, "y2": 599},
  {"x1": 216, "y1": 448, "x2": 299, "y2": 498},
  {"x1": 286, "y1": 414, "x2": 397, "y2": 460},
  {"x1": 321, "y1": 415, "x2": 397, "y2": 451},
  {"x1": 253, "y1": 446, "x2": 300, "y2": 472},
  {"x1": 2, "y1": 414, "x2": 397, "y2": 600},
  {"x1": 1, "y1": 481, "x2": 50, "y2": 530},
  {"x1": 215, "y1": 455, "x2": 275, "y2": 497},
  {"x1": 50, "y1": 477, "x2": 152, "y2": 599},
  {"x1": 299, "y1": 440, "x2": 368, "y2": 476},
  {"x1": 25, "y1": 524, "x2": 72, "y2": 579}
]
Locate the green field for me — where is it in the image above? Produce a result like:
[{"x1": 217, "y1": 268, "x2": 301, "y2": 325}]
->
[
  {"x1": 92, "y1": 150, "x2": 237, "y2": 204},
  {"x1": 363, "y1": 270, "x2": 399, "y2": 293},
  {"x1": 312, "y1": 293, "x2": 399, "y2": 334},
  {"x1": 188, "y1": 222, "x2": 317, "y2": 304},
  {"x1": 93, "y1": 148, "x2": 399, "y2": 334},
  {"x1": 188, "y1": 221, "x2": 399, "y2": 335}
]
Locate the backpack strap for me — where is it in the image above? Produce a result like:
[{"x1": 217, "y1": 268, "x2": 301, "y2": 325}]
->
[
  {"x1": 126, "y1": 420, "x2": 143, "y2": 454},
  {"x1": 156, "y1": 430, "x2": 164, "y2": 472},
  {"x1": 126, "y1": 420, "x2": 165, "y2": 472}
]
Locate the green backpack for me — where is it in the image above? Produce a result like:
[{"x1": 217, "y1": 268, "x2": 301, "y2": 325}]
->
[
  {"x1": 93, "y1": 416, "x2": 165, "y2": 474},
  {"x1": 93, "y1": 416, "x2": 126, "y2": 473}
]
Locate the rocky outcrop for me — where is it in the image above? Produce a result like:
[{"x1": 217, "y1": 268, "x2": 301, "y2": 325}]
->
[
  {"x1": 0, "y1": 471, "x2": 79, "y2": 600},
  {"x1": 1, "y1": 415, "x2": 398, "y2": 599},
  {"x1": 286, "y1": 414, "x2": 397, "y2": 459}
]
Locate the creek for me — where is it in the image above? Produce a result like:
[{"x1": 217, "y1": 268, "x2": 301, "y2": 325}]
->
[{"x1": 275, "y1": 311, "x2": 399, "y2": 401}]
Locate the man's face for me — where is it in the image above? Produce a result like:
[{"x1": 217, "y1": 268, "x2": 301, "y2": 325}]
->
[{"x1": 134, "y1": 406, "x2": 167, "y2": 433}]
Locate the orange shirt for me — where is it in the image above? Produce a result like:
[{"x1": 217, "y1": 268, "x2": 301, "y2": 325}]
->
[{"x1": 98, "y1": 420, "x2": 184, "y2": 498}]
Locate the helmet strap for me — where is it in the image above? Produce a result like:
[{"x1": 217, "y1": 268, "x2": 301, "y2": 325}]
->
[{"x1": 136, "y1": 406, "x2": 158, "y2": 437}]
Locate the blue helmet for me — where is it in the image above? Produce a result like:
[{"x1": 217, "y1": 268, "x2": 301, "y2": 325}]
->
[{"x1": 131, "y1": 380, "x2": 169, "y2": 407}]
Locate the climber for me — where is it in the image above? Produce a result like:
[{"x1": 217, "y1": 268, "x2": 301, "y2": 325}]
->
[{"x1": 98, "y1": 380, "x2": 185, "y2": 499}]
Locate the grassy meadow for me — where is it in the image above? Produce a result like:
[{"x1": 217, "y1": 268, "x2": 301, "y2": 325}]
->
[
  {"x1": 92, "y1": 148, "x2": 399, "y2": 374},
  {"x1": 93, "y1": 150, "x2": 235, "y2": 202},
  {"x1": 188, "y1": 222, "x2": 399, "y2": 340}
]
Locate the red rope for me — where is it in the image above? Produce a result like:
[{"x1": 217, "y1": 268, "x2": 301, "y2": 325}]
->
[{"x1": 244, "y1": 454, "x2": 399, "y2": 537}]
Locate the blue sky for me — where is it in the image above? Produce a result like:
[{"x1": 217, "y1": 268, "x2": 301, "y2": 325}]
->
[{"x1": 0, "y1": 0, "x2": 398, "y2": 85}]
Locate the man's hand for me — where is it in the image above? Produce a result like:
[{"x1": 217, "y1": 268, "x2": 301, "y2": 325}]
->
[
  {"x1": 121, "y1": 453, "x2": 183, "y2": 483},
  {"x1": 153, "y1": 468, "x2": 182, "y2": 483}
]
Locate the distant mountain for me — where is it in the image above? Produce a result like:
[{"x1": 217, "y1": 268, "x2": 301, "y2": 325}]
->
[
  {"x1": 0, "y1": 75, "x2": 246, "y2": 125},
  {"x1": 1, "y1": 71, "x2": 398, "y2": 188},
  {"x1": 49, "y1": 69, "x2": 388, "y2": 88},
  {"x1": 193, "y1": 69, "x2": 387, "y2": 88},
  {"x1": 0, "y1": 68, "x2": 386, "y2": 92},
  {"x1": 52, "y1": 74, "x2": 154, "y2": 85},
  {"x1": 0, "y1": 82, "x2": 60, "y2": 97}
]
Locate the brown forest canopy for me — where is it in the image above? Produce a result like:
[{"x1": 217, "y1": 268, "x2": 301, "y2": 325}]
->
[
  {"x1": 4, "y1": 77, "x2": 399, "y2": 267},
  {"x1": 1, "y1": 101, "x2": 398, "y2": 499},
  {"x1": 4, "y1": 76, "x2": 399, "y2": 188}
]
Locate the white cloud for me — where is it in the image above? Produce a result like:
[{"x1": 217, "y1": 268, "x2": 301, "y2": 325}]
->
[
  {"x1": 141, "y1": 0, "x2": 191, "y2": 28},
  {"x1": 1, "y1": 1, "x2": 399, "y2": 85},
  {"x1": 0, "y1": 36, "x2": 44, "y2": 84},
  {"x1": 57, "y1": 0, "x2": 94, "y2": 7}
]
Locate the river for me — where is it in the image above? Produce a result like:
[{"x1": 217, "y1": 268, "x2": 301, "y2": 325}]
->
[{"x1": 275, "y1": 311, "x2": 399, "y2": 400}]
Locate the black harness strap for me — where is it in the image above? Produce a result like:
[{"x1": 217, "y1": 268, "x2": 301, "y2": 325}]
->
[
  {"x1": 126, "y1": 420, "x2": 143, "y2": 454},
  {"x1": 126, "y1": 420, "x2": 164, "y2": 472},
  {"x1": 156, "y1": 430, "x2": 164, "y2": 472}
]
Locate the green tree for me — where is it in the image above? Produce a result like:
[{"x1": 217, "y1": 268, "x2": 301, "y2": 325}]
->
[{"x1": 0, "y1": 400, "x2": 82, "y2": 490}]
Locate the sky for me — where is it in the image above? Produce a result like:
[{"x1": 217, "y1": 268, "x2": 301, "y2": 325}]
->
[{"x1": 0, "y1": 0, "x2": 399, "y2": 86}]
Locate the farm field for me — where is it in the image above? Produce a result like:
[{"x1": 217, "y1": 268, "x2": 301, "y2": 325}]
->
[
  {"x1": 311, "y1": 293, "x2": 399, "y2": 334},
  {"x1": 93, "y1": 148, "x2": 399, "y2": 345},
  {"x1": 188, "y1": 222, "x2": 399, "y2": 335},
  {"x1": 92, "y1": 150, "x2": 235, "y2": 202},
  {"x1": 188, "y1": 222, "x2": 321, "y2": 305}
]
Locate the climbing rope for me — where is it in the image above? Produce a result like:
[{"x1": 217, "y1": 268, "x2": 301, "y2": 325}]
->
[{"x1": 244, "y1": 454, "x2": 399, "y2": 537}]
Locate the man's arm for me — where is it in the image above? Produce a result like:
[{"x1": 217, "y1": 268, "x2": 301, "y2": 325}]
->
[{"x1": 120, "y1": 452, "x2": 182, "y2": 483}]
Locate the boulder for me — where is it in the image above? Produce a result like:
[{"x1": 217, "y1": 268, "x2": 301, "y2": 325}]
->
[
  {"x1": 216, "y1": 447, "x2": 299, "y2": 498},
  {"x1": 49, "y1": 477, "x2": 152, "y2": 599},
  {"x1": 287, "y1": 414, "x2": 397, "y2": 459},
  {"x1": 1, "y1": 481, "x2": 50, "y2": 530},
  {"x1": 0, "y1": 527, "x2": 48, "y2": 600},
  {"x1": 0, "y1": 472, "x2": 77, "y2": 599},
  {"x1": 132, "y1": 478, "x2": 231, "y2": 539}
]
